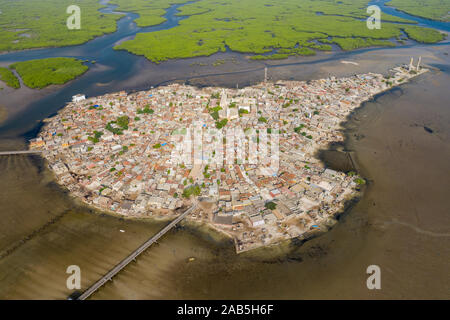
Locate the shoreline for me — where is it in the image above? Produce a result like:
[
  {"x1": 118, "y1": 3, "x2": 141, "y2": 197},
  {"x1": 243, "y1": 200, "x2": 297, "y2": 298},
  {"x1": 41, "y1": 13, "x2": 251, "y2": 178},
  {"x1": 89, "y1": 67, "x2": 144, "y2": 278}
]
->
[
  {"x1": 2, "y1": 42, "x2": 449, "y2": 139},
  {"x1": 28, "y1": 63, "x2": 429, "y2": 253}
]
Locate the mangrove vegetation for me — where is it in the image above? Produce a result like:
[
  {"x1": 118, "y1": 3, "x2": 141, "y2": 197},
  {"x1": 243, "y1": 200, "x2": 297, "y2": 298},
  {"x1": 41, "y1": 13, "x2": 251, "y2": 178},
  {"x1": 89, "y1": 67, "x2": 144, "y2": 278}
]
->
[{"x1": 10, "y1": 57, "x2": 89, "y2": 89}]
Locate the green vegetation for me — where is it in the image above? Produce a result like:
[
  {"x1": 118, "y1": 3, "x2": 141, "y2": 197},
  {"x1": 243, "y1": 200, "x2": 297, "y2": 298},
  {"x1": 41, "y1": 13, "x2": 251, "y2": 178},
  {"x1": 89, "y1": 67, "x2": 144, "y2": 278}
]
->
[
  {"x1": 0, "y1": 67, "x2": 20, "y2": 88},
  {"x1": 331, "y1": 37, "x2": 396, "y2": 51},
  {"x1": 10, "y1": 58, "x2": 88, "y2": 89},
  {"x1": 119, "y1": 145, "x2": 129, "y2": 155},
  {"x1": 0, "y1": 0, "x2": 122, "y2": 52},
  {"x1": 137, "y1": 105, "x2": 154, "y2": 114},
  {"x1": 294, "y1": 124, "x2": 305, "y2": 133},
  {"x1": 208, "y1": 106, "x2": 222, "y2": 120},
  {"x1": 402, "y1": 25, "x2": 446, "y2": 43},
  {"x1": 265, "y1": 201, "x2": 277, "y2": 210},
  {"x1": 182, "y1": 184, "x2": 201, "y2": 198},
  {"x1": 115, "y1": 0, "x2": 443, "y2": 62},
  {"x1": 387, "y1": 0, "x2": 450, "y2": 22},
  {"x1": 354, "y1": 178, "x2": 366, "y2": 185},
  {"x1": 105, "y1": 116, "x2": 129, "y2": 135},
  {"x1": 238, "y1": 108, "x2": 249, "y2": 116},
  {"x1": 210, "y1": 110, "x2": 220, "y2": 120},
  {"x1": 2, "y1": 0, "x2": 445, "y2": 59},
  {"x1": 111, "y1": 0, "x2": 191, "y2": 27},
  {"x1": 88, "y1": 130, "x2": 103, "y2": 143},
  {"x1": 116, "y1": 116, "x2": 129, "y2": 129},
  {"x1": 215, "y1": 118, "x2": 228, "y2": 129},
  {"x1": 106, "y1": 122, "x2": 122, "y2": 135}
]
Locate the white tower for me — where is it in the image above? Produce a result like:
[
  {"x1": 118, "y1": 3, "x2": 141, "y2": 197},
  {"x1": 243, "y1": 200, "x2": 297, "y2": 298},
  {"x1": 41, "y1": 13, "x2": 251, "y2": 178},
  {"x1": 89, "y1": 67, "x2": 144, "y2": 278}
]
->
[
  {"x1": 220, "y1": 89, "x2": 227, "y2": 109},
  {"x1": 409, "y1": 57, "x2": 414, "y2": 71}
]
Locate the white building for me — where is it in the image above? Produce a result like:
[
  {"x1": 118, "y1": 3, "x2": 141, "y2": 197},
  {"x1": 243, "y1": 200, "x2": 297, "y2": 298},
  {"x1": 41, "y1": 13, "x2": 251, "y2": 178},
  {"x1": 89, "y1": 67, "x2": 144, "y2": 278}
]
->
[{"x1": 72, "y1": 94, "x2": 86, "y2": 102}]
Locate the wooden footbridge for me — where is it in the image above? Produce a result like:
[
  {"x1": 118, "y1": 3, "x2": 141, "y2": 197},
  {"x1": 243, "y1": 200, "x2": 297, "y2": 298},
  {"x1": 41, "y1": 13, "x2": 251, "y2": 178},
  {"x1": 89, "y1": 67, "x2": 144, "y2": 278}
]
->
[{"x1": 75, "y1": 203, "x2": 198, "y2": 300}]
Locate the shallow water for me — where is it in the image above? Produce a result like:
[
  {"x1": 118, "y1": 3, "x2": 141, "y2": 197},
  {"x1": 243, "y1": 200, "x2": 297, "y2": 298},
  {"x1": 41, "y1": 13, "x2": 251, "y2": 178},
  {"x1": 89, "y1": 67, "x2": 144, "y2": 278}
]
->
[
  {"x1": 94, "y1": 68, "x2": 450, "y2": 300},
  {"x1": 0, "y1": 1, "x2": 449, "y2": 299},
  {"x1": 1, "y1": 48, "x2": 449, "y2": 299}
]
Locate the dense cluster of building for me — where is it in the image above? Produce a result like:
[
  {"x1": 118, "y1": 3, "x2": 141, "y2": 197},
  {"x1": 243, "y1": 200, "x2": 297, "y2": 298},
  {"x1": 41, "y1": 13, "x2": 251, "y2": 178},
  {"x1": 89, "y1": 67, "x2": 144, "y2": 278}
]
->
[{"x1": 30, "y1": 62, "x2": 426, "y2": 252}]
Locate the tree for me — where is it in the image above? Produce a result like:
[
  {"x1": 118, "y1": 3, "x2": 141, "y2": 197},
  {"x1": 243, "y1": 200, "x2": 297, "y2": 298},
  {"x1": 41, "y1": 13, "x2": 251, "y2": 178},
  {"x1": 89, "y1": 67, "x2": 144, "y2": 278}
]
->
[
  {"x1": 215, "y1": 118, "x2": 228, "y2": 129},
  {"x1": 258, "y1": 116, "x2": 268, "y2": 123},
  {"x1": 265, "y1": 202, "x2": 277, "y2": 210},
  {"x1": 182, "y1": 185, "x2": 201, "y2": 198},
  {"x1": 294, "y1": 124, "x2": 305, "y2": 133},
  {"x1": 116, "y1": 116, "x2": 129, "y2": 129}
]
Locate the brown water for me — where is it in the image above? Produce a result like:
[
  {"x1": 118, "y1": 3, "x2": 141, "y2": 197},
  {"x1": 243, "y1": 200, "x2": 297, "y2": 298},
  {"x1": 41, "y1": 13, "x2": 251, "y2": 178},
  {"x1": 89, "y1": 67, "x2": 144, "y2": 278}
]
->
[{"x1": 0, "y1": 46, "x2": 449, "y2": 299}]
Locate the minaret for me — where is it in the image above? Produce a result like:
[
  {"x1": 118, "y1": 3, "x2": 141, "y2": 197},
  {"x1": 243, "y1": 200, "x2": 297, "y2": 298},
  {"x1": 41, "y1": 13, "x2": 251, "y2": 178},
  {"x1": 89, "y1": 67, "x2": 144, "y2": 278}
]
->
[
  {"x1": 409, "y1": 57, "x2": 414, "y2": 71},
  {"x1": 264, "y1": 67, "x2": 268, "y2": 83},
  {"x1": 417, "y1": 56, "x2": 422, "y2": 70},
  {"x1": 220, "y1": 89, "x2": 227, "y2": 108},
  {"x1": 220, "y1": 89, "x2": 228, "y2": 118}
]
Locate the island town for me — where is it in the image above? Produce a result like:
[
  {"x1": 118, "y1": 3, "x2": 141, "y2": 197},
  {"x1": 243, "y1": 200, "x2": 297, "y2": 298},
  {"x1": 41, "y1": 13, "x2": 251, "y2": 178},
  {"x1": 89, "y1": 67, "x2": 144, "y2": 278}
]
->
[{"x1": 29, "y1": 59, "x2": 426, "y2": 253}]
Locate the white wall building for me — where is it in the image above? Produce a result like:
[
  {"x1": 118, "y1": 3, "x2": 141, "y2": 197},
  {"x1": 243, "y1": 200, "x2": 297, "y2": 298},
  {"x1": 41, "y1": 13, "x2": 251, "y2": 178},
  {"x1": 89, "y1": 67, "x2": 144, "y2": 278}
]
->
[{"x1": 72, "y1": 94, "x2": 86, "y2": 102}]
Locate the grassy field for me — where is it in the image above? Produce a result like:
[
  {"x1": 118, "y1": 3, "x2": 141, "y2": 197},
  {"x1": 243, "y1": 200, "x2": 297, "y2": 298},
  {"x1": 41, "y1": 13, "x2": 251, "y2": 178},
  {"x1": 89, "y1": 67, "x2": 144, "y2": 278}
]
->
[
  {"x1": 114, "y1": 0, "x2": 445, "y2": 63},
  {"x1": 0, "y1": 0, "x2": 121, "y2": 52},
  {"x1": 0, "y1": 67, "x2": 20, "y2": 89},
  {"x1": 10, "y1": 58, "x2": 88, "y2": 89},
  {"x1": 387, "y1": 0, "x2": 450, "y2": 22}
]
